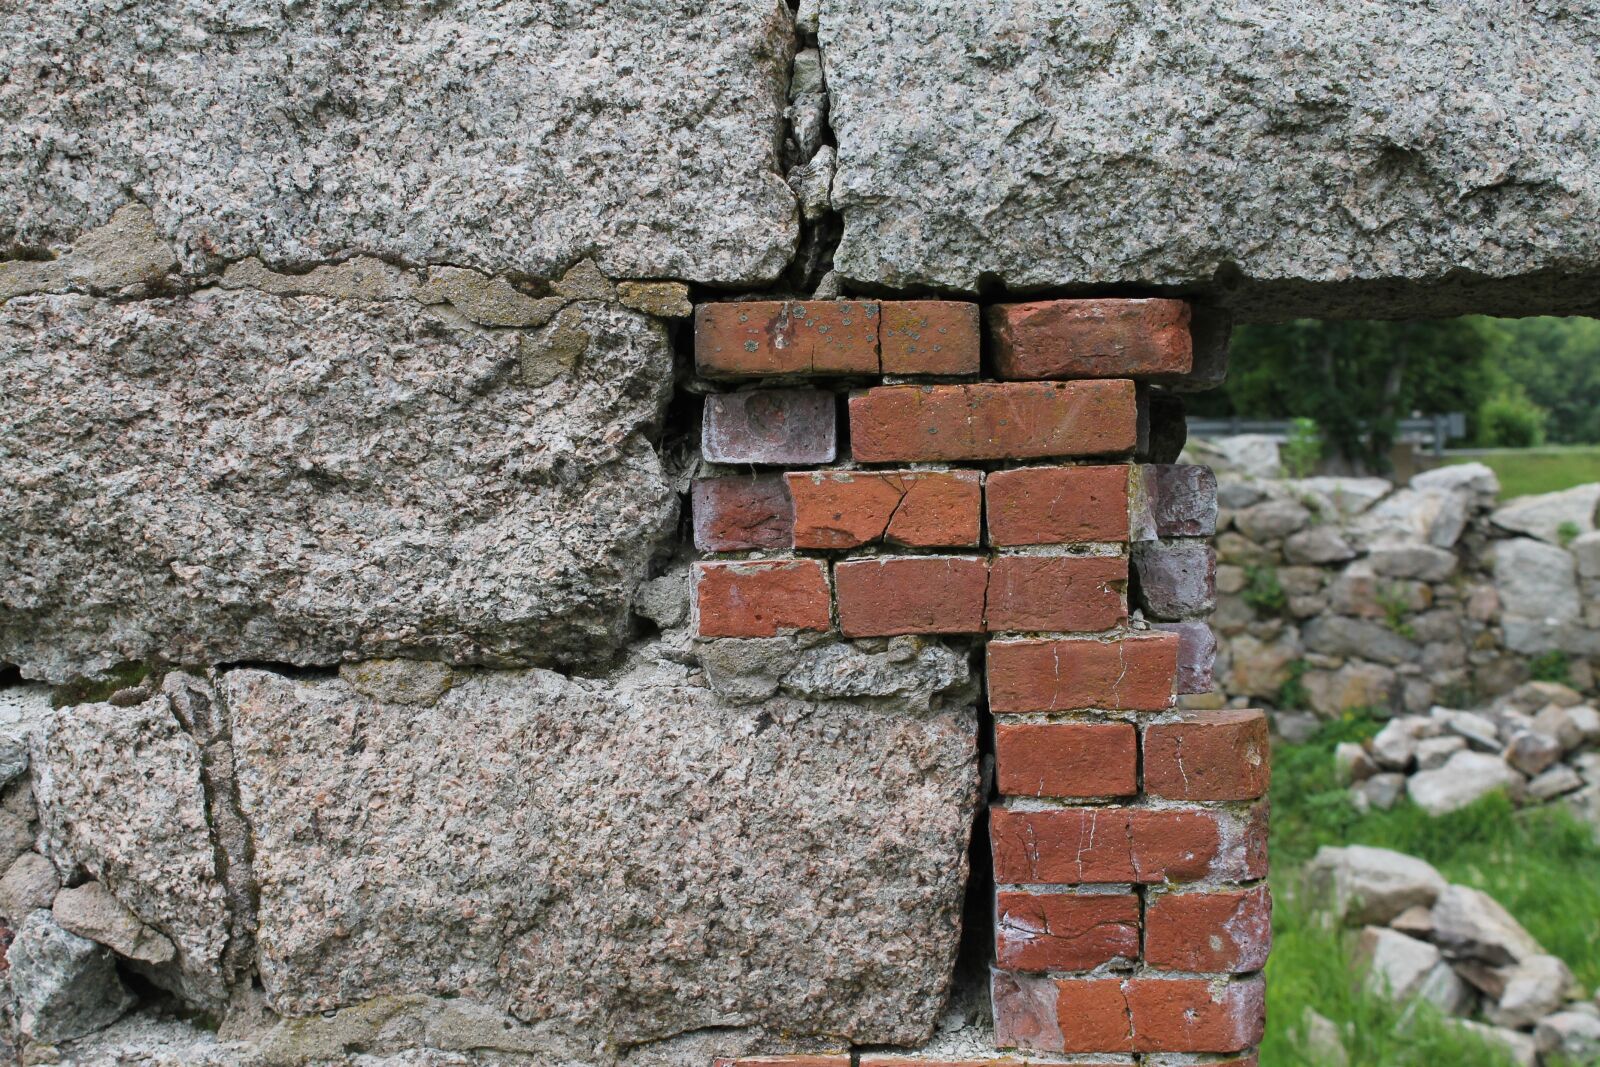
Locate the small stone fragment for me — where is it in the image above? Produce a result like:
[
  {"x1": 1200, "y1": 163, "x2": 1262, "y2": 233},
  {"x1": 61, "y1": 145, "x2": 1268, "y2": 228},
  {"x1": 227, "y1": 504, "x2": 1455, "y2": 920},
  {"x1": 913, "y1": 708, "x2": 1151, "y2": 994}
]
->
[
  {"x1": 518, "y1": 304, "x2": 591, "y2": 386},
  {"x1": 0, "y1": 852, "x2": 61, "y2": 917},
  {"x1": 616, "y1": 281, "x2": 693, "y2": 318},
  {"x1": 1487, "y1": 954, "x2": 1572, "y2": 1029},
  {"x1": 550, "y1": 258, "x2": 617, "y2": 301},
  {"x1": 53, "y1": 882, "x2": 176, "y2": 965},
  {"x1": 221, "y1": 256, "x2": 413, "y2": 302},
  {"x1": 0, "y1": 205, "x2": 176, "y2": 300}
]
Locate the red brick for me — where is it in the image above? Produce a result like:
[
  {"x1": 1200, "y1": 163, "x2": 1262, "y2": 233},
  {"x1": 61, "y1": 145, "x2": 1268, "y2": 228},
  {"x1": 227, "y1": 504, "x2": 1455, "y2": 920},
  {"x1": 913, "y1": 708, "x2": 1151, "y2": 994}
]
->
[
  {"x1": 990, "y1": 806, "x2": 1225, "y2": 885},
  {"x1": 860, "y1": 1059, "x2": 1028, "y2": 1067},
  {"x1": 696, "y1": 300, "x2": 878, "y2": 378},
  {"x1": 986, "y1": 466, "x2": 1131, "y2": 546},
  {"x1": 994, "y1": 722, "x2": 1137, "y2": 798},
  {"x1": 986, "y1": 634, "x2": 1178, "y2": 713},
  {"x1": 702, "y1": 389, "x2": 837, "y2": 465},
  {"x1": 1132, "y1": 464, "x2": 1218, "y2": 540},
  {"x1": 693, "y1": 560, "x2": 831, "y2": 638},
  {"x1": 880, "y1": 301, "x2": 981, "y2": 376},
  {"x1": 786, "y1": 470, "x2": 980, "y2": 549},
  {"x1": 986, "y1": 555, "x2": 1126, "y2": 633},
  {"x1": 691, "y1": 476, "x2": 793, "y2": 552},
  {"x1": 849, "y1": 381, "x2": 1137, "y2": 463},
  {"x1": 834, "y1": 556, "x2": 986, "y2": 637},
  {"x1": 1144, "y1": 710, "x2": 1271, "y2": 801},
  {"x1": 1153, "y1": 620, "x2": 1218, "y2": 695},
  {"x1": 1145, "y1": 885, "x2": 1273, "y2": 973},
  {"x1": 992, "y1": 973, "x2": 1265, "y2": 1054},
  {"x1": 995, "y1": 891, "x2": 1140, "y2": 971},
  {"x1": 987, "y1": 299, "x2": 1192, "y2": 381},
  {"x1": 713, "y1": 1059, "x2": 851, "y2": 1067}
]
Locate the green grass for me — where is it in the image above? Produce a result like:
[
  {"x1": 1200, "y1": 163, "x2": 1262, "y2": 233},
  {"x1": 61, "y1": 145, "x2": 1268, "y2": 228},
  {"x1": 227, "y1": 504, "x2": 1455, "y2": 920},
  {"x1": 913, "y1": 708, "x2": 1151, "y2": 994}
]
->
[
  {"x1": 1264, "y1": 711, "x2": 1600, "y2": 1065},
  {"x1": 1442, "y1": 446, "x2": 1600, "y2": 499}
]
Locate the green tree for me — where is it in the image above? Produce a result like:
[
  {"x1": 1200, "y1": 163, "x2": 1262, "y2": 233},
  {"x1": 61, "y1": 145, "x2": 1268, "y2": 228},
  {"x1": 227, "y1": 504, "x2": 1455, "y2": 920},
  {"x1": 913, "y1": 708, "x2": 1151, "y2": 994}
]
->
[
  {"x1": 1479, "y1": 316, "x2": 1600, "y2": 444},
  {"x1": 1190, "y1": 318, "x2": 1502, "y2": 470}
]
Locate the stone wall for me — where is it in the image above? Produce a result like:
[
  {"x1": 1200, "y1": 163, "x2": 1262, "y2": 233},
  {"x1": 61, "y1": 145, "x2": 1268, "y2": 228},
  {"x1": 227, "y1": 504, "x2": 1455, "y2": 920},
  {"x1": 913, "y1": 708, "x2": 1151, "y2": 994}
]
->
[
  {"x1": 5, "y1": 0, "x2": 1600, "y2": 1064},
  {"x1": 1196, "y1": 441, "x2": 1600, "y2": 718}
]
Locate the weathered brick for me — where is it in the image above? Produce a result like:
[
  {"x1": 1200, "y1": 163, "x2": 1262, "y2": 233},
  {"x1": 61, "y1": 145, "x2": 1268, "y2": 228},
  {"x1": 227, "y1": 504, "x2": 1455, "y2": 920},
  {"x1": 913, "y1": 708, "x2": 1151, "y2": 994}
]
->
[
  {"x1": 692, "y1": 476, "x2": 793, "y2": 552},
  {"x1": 986, "y1": 555, "x2": 1127, "y2": 634},
  {"x1": 849, "y1": 381, "x2": 1137, "y2": 463},
  {"x1": 1145, "y1": 885, "x2": 1273, "y2": 973},
  {"x1": 1131, "y1": 540, "x2": 1216, "y2": 620},
  {"x1": 786, "y1": 470, "x2": 981, "y2": 549},
  {"x1": 834, "y1": 556, "x2": 986, "y2": 637},
  {"x1": 713, "y1": 1058, "x2": 852, "y2": 1067},
  {"x1": 860, "y1": 1059, "x2": 1028, "y2": 1067},
  {"x1": 702, "y1": 389, "x2": 837, "y2": 465},
  {"x1": 986, "y1": 465, "x2": 1132, "y2": 546},
  {"x1": 1144, "y1": 710, "x2": 1270, "y2": 801},
  {"x1": 880, "y1": 300, "x2": 981, "y2": 376},
  {"x1": 992, "y1": 973, "x2": 1265, "y2": 1054},
  {"x1": 986, "y1": 633, "x2": 1178, "y2": 713},
  {"x1": 1133, "y1": 464, "x2": 1218, "y2": 540},
  {"x1": 991, "y1": 807, "x2": 1213, "y2": 885},
  {"x1": 693, "y1": 560, "x2": 831, "y2": 638},
  {"x1": 1152, "y1": 620, "x2": 1218, "y2": 695},
  {"x1": 987, "y1": 299, "x2": 1193, "y2": 381},
  {"x1": 696, "y1": 300, "x2": 879, "y2": 378},
  {"x1": 995, "y1": 891, "x2": 1140, "y2": 972},
  {"x1": 994, "y1": 722, "x2": 1137, "y2": 798}
]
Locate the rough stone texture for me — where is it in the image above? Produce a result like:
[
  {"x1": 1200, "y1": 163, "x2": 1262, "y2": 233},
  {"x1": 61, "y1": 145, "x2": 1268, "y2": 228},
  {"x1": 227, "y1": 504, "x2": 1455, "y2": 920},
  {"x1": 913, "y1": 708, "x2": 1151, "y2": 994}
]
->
[
  {"x1": 0, "y1": 1, "x2": 797, "y2": 285},
  {"x1": 225, "y1": 661, "x2": 978, "y2": 1047},
  {"x1": 0, "y1": 852, "x2": 60, "y2": 917},
  {"x1": 1354, "y1": 927, "x2": 1439, "y2": 1002},
  {"x1": 1486, "y1": 954, "x2": 1571, "y2": 1029},
  {"x1": 0, "y1": 681, "x2": 53, "y2": 785},
  {"x1": 1305, "y1": 845, "x2": 1445, "y2": 927},
  {"x1": 53, "y1": 882, "x2": 178, "y2": 966},
  {"x1": 9, "y1": 908, "x2": 136, "y2": 1043},
  {"x1": 1431, "y1": 885, "x2": 1545, "y2": 967},
  {"x1": 1406, "y1": 751, "x2": 1524, "y2": 817},
  {"x1": 31, "y1": 681, "x2": 233, "y2": 1008},
  {"x1": 822, "y1": 0, "x2": 1600, "y2": 320},
  {"x1": 0, "y1": 293, "x2": 674, "y2": 681},
  {"x1": 1490, "y1": 483, "x2": 1600, "y2": 545}
]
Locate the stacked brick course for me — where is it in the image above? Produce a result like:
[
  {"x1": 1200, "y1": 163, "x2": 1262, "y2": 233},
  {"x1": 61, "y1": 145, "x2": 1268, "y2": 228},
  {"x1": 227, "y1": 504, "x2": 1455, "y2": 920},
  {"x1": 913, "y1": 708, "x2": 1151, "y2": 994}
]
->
[{"x1": 694, "y1": 298, "x2": 1267, "y2": 1064}]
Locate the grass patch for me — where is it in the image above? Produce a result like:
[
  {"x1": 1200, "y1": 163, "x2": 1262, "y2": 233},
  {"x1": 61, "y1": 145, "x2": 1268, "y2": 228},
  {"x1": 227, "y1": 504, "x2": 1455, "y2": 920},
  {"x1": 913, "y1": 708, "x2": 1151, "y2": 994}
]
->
[
  {"x1": 1265, "y1": 711, "x2": 1600, "y2": 1063},
  {"x1": 1442, "y1": 446, "x2": 1600, "y2": 499}
]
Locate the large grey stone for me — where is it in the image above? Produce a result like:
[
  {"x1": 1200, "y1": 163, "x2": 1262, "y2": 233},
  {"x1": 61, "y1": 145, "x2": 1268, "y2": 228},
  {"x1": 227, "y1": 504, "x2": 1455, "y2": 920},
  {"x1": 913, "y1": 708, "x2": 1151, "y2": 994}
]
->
[
  {"x1": 1354, "y1": 927, "x2": 1439, "y2": 1003},
  {"x1": 1432, "y1": 884, "x2": 1545, "y2": 967},
  {"x1": 1355, "y1": 489, "x2": 1469, "y2": 549},
  {"x1": 1491, "y1": 484, "x2": 1600, "y2": 545},
  {"x1": 1305, "y1": 845, "x2": 1445, "y2": 927},
  {"x1": 0, "y1": 292, "x2": 674, "y2": 681},
  {"x1": 1536, "y1": 1011, "x2": 1600, "y2": 1061},
  {"x1": 1486, "y1": 954, "x2": 1572, "y2": 1030},
  {"x1": 1406, "y1": 751, "x2": 1524, "y2": 816},
  {"x1": 9, "y1": 908, "x2": 136, "y2": 1043},
  {"x1": 32, "y1": 681, "x2": 233, "y2": 1008},
  {"x1": 822, "y1": 0, "x2": 1600, "y2": 319},
  {"x1": 0, "y1": 1, "x2": 796, "y2": 285},
  {"x1": 1494, "y1": 537, "x2": 1583, "y2": 655},
  {"x1": 225, "y1": 659, "x2": 978, "y2": 1048},
  {"x1": 1302, "y1": 616, "x2": 1418, "y2": 666},
  {"x1": 1412, "y1": 463, "x2": 1500, "y2": 499},
  {"x1": 0, "y1": 681, "x2": 53, "y2": 784}
]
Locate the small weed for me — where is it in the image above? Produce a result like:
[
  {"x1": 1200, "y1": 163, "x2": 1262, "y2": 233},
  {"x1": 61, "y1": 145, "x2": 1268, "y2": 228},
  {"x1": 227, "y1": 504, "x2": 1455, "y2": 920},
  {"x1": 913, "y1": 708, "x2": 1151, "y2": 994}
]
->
[
  {"x1": 1243, "y1": 563, "x2": 1289, "y2": 617},
  {"x1": 1530, "y1": 650, "x2": 1571, "y2": 685},
  {"x1": 1557, "y1": 520, "x2": 1581, "y2": 548},
  {"x1": 1283, "y1": 416, "x2": 1323, "y2": 479},
  {"x1": 1276, "y1": 657, "x2": 1312, "y2": 710},
  {"x1": 1377, "y1": 583, "x2": 1417, "y2": 639}
]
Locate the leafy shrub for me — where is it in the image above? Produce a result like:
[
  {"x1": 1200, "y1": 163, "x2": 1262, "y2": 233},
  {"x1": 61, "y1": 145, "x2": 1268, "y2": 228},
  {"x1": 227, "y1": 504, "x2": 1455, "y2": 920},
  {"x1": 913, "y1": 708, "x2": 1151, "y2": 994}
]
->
[
  {"x1": 1282, "y1": 416, "x2": 1323, "y2": 478},
  {"x1": 1477, "y1": 385, "x2": 1547, "y2": 448},
  {"x1": 1243, "y1": 564, "x2": 1288, "y2": 617},
  {"x1": 1529, "y1": 650, "x2": 1571, "y2": 685}
]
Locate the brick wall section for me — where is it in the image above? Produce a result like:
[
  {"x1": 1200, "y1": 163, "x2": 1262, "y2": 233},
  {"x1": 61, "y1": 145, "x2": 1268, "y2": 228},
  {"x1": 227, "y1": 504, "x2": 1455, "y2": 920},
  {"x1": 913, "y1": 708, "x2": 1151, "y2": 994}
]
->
[{"x1": 691, "y1": 298, "x2": 1264, "y2": 1063}]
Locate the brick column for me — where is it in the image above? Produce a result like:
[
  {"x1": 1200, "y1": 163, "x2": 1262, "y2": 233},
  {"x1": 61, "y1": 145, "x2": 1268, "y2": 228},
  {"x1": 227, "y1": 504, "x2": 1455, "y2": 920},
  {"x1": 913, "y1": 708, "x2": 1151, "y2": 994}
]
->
[{"x1": 692, "y1": 298, "x2": 1267, "y2": 1065}]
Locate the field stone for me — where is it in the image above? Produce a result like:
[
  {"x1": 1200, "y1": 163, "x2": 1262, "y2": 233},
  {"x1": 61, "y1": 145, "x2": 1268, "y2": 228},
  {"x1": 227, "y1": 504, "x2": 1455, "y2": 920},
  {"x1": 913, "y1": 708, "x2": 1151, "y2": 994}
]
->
[
  {"x1": 1415, "y1": 736, "x2": 1467, "y2": 771},
  {"x1": 1494, "y1": 538, "x2": 1582, "y2": 630},
  {"x1": 0, "y1": 682, "x2": 54, "y2": 784},
  {"x1": 1505, "y1": 731, "x2": 1563, "y2": 777},
  {"x1": 9, "y1": 908, "x2": 136, "y2": 1043},
  {"x1": 1305, "y1": 845, "x2": 1446, "y2": 927},
  {"x1": 1536, "y1": 1011, "x2": 1600, "y2": 1060},
  {"x1": 1407, "y1": 751, "x2": 1524, "y2": 817},
  {"x1": 0, "y1": 1, "x2": 797, "y2": 286},
  {"x1": 1527, "y1": 765, "x2": 1584, "y2": 802},
  {"x1": 224, "y1": 659, "x2": 978, "y2": 1045},
  {"x1": 0, "y1": 852, "x2": 60, "y2": 917},
  {"x1": 1417, "y1": 962, "x2": 1475, "y2": 1017},
  {"x1": 1491, "y1": 484, "x2": 1600, "y2": 545},
  {"x1": 0, "y1": 293, "x2": 675, "y2": 681},
  {"x1": 1368, "y1": 544, "x2": 1458, "y2": 582},
  {"x1": 1432, "y1": 885, "x2": 1545, "y2": 967},
  {"x1": 31, "y1": 682, "x2": 232, "y2": 1008},
  {"x1": 1355, "y1": 927, "x2": 1439, "y2": 1002},
  {"x1": 1233, "y1": 499, "x2": 1311, "y2": 541},
  {"x1": 1351, "y1": 773, "x2": 1405, "y2": 813},
  {"x1": 1284, "y1": 527, "x2": 1358, "y2": 565},
  {"x1": 1413, "y1": 463, "x2": 1500, "y2": 498},
  {"x1": 1452, "y1": 1020, "x2": 1540, "y2": 1067},
  {"x1": 1487, "y1": 955, "x2": 1573, "y2": 1030},
  {"x1": 823, "y1": 0, "x2": 1600, "y2": 320}
]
